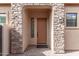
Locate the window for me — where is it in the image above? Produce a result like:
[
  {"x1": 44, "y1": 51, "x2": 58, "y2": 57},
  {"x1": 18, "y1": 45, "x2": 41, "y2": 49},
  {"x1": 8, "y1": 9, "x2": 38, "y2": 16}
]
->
[
  {"x1": 0, "y1": 16, "x2": 6, "y2": 23},
  {"x1": 66, "y1": 13, "x2": 77, "y2": 27},
  {"x1": 0, "y1": 13, "x2": 6, "y2": 23},
  {"x1": 31, "y1": 17, "x2": 34, "y2": 38}
]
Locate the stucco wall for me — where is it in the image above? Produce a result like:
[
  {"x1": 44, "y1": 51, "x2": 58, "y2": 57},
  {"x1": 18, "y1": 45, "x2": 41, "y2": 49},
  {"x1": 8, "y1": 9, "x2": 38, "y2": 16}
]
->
[
  {"x1": 23, "y1": 8, "x2": 30, "y2": 51},
  {"x1": 47, "y1": 7, "x2": 53, "y2": 49},
  {"x1": 2, "y1": 25, "x2": 9, "y2": 55},
  {"x1": 65, "y1": 6, "x2": 79, "y2": 50}
]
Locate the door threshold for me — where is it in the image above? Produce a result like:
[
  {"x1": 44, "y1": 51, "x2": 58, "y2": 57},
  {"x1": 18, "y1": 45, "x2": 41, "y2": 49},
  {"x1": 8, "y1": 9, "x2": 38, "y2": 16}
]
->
[
  {"x1": 37, "y1": 44, "x2": 48, "y2": 48},
  {"x1": 37, "y1": 43, "x2": 47, "y2": 45}
]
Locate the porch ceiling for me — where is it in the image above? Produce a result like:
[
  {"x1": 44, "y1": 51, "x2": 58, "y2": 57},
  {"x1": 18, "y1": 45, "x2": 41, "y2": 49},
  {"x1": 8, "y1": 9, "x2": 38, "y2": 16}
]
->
[
  {"x1": 26, "y1": 8, "x2": 51, "y2": 18},
  {"x1": 27, "y1": 8, "x2": 51, "y2": 13},
  {"x1": 23, "y1": 6, "x2": 51, "y2": 18}
]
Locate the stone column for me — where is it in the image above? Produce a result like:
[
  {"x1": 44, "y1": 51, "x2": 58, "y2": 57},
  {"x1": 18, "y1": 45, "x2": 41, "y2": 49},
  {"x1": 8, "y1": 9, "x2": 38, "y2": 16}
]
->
[
  {"x1": 10, "y1": 3, "x2": 23, "y2": 53},
  {"x1": 53, "y1": 3, "x2": 65, "y2": 53}
]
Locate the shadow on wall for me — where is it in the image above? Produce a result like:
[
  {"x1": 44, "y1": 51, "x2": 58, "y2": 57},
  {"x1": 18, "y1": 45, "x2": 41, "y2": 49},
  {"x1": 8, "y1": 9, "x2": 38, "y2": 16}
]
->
[
  {"x1": 65, "y1": 50, "x2": 79, "y2": 54},
  {"x1": 9, "y1": 28, "x2": 22, "y2": 54}
]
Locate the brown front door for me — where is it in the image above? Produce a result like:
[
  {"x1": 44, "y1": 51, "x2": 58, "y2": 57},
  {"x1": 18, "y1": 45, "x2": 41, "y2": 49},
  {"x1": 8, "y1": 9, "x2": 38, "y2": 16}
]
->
[{"x1": 37, "y1": 18, "x2": 47, "y2": 44}]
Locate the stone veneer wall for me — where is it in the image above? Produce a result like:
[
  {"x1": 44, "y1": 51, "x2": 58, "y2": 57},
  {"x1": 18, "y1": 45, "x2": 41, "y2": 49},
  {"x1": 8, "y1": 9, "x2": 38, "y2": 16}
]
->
[
  {"x1": 10, "y1": 3, "x2": 24, "y2": 53},
  {"x1": 53, "y1": 3, "x2": 65, "y2": 53},
  {"x1": 10, "y1": 3, "x2": 65, "y2": 54}
]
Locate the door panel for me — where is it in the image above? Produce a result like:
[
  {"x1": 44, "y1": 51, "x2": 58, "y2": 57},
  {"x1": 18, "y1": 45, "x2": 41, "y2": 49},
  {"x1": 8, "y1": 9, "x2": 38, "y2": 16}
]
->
[{"x1": 37, "y1": 18, "x2": 47, "y2": 44}]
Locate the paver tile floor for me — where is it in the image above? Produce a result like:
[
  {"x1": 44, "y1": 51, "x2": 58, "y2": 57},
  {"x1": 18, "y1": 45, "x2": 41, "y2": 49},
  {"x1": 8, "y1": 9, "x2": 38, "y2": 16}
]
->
[{"x1": 9, "y1": 46, "x2": 79, "y2": 56}]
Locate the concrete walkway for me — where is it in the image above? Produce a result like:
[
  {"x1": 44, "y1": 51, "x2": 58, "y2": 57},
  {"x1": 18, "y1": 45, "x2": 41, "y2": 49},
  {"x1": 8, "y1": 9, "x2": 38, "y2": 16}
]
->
[{"x1": 9, "y1": 46, "x2": 79, "y2": 56}]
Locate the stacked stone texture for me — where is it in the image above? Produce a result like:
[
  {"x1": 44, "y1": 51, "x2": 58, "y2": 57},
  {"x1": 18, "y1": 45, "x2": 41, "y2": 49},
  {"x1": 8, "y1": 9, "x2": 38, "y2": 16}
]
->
[
  {"x1": 11, "y1": 3, "x2": 23, "y2": 53},
  {"x1": 53, "y1": 3, "x2": 65, "y2": 53}
]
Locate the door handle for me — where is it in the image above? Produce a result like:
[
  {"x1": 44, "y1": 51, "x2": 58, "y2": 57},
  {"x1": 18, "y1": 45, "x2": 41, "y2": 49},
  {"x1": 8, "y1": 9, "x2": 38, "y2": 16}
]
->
[{"x1": 37, "y1": 32, "x2": 38, "y2": 37}]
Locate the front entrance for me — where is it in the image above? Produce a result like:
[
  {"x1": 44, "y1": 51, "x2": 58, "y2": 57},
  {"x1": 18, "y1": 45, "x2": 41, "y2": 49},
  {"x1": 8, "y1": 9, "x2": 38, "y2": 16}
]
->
[
  {"x1": 23, "y1": 5, "x2": 52, "y2": 51},
  {"x1": 37, "y1": 18, "x2": 47, "y2": 45}
]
